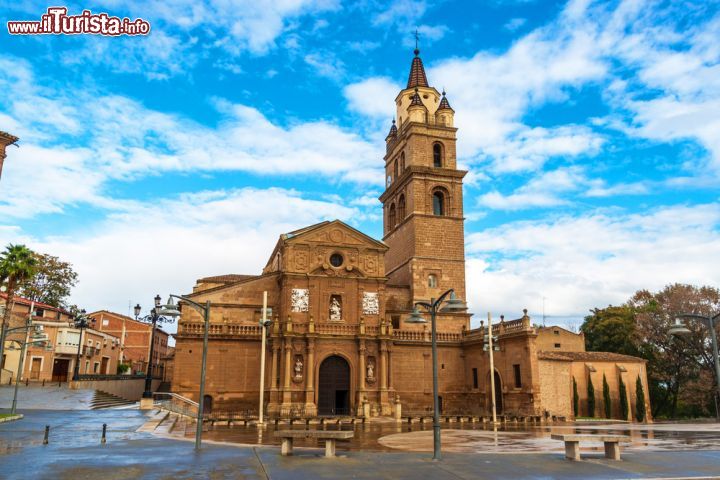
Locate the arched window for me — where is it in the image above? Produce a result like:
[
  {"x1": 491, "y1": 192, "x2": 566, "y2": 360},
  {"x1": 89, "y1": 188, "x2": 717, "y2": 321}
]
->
[
  {"x1": 433, "y1": 143, "x2": 443, "y2": 168},
  {"x1": 432, "y1": 191, "x2": 444, "y2": 216},
  {"x1": 394, "y1": 159, "x2": 399, "y2": 179},
  {"x1": 388, "y1": 203, "x2": 396, "y2": 229},
  {"x1": 400, "y1": 152, "x2": 406, "y2": 171},
  {"x1": 428, "y1": 274, "x2": 438, "y2": 288},
  {"x1": 398, "y1": 194, "x2": 406, "y2": 220}
]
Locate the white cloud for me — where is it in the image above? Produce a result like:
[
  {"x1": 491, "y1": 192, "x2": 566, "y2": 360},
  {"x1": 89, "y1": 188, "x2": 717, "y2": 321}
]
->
[
  {"x1": 465, "y1": 203, "x2": 720, "y2": 327},
  {"x1": 304, "y1": 51, "x2": 346, "y2": 80},
  {"x1": 504, "y1": 18, "x2": 527, "y2": 32},
  {"x1": 0, "y1": 56, "x2": 383, "y2": 218},
  {"x1": 343, "y1": 77, "x2": 401, "y2": 118},
  {"x1": 478, "y1": 166, "x2": 650, "y2": 210},
  {"x1": 0, "y1": 187, "x2": 358, "y2": 324}
]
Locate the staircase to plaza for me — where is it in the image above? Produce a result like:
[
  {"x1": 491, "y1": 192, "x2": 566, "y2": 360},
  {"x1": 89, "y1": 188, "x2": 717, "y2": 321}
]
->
[{"x1": 90, "y1": 390, "x2": 138, "y2": 409}]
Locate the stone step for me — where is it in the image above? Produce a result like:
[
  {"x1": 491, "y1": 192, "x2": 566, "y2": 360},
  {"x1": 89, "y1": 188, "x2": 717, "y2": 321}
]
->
[
  {"x1": 137, "y1": 410, "x2": 169, "y2": 432},
  {"x1": 154, "y1": 413, "x2": 178, "y2": 434}
]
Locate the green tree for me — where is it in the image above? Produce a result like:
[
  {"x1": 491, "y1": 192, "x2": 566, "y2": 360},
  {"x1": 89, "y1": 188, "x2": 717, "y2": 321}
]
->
[
  {"x1": 619, "y1": 376, "x2": 629, "y2": 420},
  {"x1": 572, "y1": 377, "x2": 579, "y2": 417},
  {"x1": 636, "y1": 375, "x2": 646, "y2": 422},
  {"x1": 0, "y1": 244, "x2": 39, "y2": 365},
  {"x1": 603, "y1": 374, "x2": 612, "y2": 418},
  {"x1": 18, "y1": 253, "x2": 78, "y2": 308},
  {"x1": 581, "y1": 305, "x2": 639, "y2": 356},
  {"x1": 587, "y1": 375, "x2": 595, "y2": 418},
  {"x1": 630, "y1": 284, "x2": 720, "y2": 418}
]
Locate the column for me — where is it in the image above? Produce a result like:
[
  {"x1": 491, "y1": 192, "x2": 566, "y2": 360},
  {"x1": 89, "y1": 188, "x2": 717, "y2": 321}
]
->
[
  {"x1": 305, "y1": 338, "x2": 316, "y2": 414},
  {"x1": 282, "y1": 341, "x2": 292, "y2": 405},
  {"x1": 269, "y1": 343, "x2": 280, "y2": 405},
  {"x1": 358, "y1": 340, "x2": 366, "y2": 392},
  {"x1": 379, "y1": 341, "x2": 390, "y2": 414},
  {"x1": 380, "y1": 341, "x2": 388, "y2": 391}
]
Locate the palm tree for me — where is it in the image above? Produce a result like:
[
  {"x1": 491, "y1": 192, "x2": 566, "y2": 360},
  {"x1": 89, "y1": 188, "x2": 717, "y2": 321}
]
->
[{"x1": 0, "y1": 244, "x2": 38, "y2": 370}]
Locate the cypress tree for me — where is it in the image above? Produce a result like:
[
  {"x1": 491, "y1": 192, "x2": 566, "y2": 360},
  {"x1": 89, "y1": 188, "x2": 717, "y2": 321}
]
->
[
  {"x1": 572, "y1": 377, "x2": 579, "y2": 417},
  {"x1": 603, "y1": 374, "x2": 612, "y2": 418},
  {"x1": 619, "y1": 376, "x2": 629, "y2": 420},
  {"x1": 635, "y1": 375, "x2": 646, "y2": 422},
  {"x1": 587, "y1": 375, "x2": 595, "y2": 418}
]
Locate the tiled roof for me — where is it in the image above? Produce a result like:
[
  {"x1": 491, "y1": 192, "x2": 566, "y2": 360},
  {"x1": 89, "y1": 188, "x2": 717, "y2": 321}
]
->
[
  {"x1": 538, "y1": 350, "x2": 646, "y2": 363},
  {"x1": 387, "y1": 119, "x2": 397, "y2": 137},
  {"x1": 198, "y1": 274, "x2": 257, "y2": 284},
  {"x1": 437, "y1": 92, "x2": 453, "y2": 111},
  {"x1": 0, "y1": 293, "x2": 70, "y2": 314},
  {"x1": 407, "y1": 50, "x2": 429, "y2": 89},
  {"x1": 0, "y1": 131, "x2": 19, "y2": 144},
  {"x1": 409, "y1": 89, "x2": 424, "y2": 107}
]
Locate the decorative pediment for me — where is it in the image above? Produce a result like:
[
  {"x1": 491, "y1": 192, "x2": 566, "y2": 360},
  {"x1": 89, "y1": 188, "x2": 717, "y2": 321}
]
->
[{"x1": 286, "y1": 220, "x2": 386, "y2": 250}]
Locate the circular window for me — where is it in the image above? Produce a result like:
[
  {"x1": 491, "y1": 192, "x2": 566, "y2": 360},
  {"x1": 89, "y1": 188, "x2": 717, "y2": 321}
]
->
[{"x1": 329, "y1": 253, "x2": 343, "y2": 267}]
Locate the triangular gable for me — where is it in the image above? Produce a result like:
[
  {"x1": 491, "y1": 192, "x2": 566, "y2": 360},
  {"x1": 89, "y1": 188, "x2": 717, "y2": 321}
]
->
[{"x1": 285, "y1": 219, "x2": 387, "y2": 250}]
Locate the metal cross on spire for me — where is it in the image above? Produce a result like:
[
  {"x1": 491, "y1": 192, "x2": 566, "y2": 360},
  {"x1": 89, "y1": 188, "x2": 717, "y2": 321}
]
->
[{"x1": 414, "y1": 28, "x2": 420, "y2": 52}]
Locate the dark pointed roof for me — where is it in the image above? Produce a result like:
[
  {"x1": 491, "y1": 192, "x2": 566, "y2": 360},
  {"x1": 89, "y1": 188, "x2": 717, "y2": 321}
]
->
[
  {"x1": 387, "y1": 119, "x2": 397, "y2": 137},
  {"x1": 437, "y1": 91, "x2": 453, "y2": 111},
  {"x1": 409, "y1": 88, "x2": 424, "y2": 107},
  {"x1": 406, "y1": 49, "x2": 429, "y2": 89}
]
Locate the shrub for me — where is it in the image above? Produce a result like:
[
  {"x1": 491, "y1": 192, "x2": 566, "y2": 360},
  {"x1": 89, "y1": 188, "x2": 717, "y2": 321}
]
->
[
  {"x1": 572, "y1": 377, "x2": 579, "y2": 417},
  {"x1": 619, "y1": 376, "x2": 629, "y2": 420},
  {"x1": 117, "y1": 362, "x2": 131, "y2": 374},
  {"x1": 587, "y1": 375, "x2": 595, "y2": 418},
  {"x1": 636, "y1": 375, "x2": 646, "y2": 422},
  {"x1": 603, "y1": 374, "x2": 612, "y2": 418}
]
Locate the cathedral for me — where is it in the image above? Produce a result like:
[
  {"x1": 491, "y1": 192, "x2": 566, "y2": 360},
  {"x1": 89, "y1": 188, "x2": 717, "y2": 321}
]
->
[{"x1": 171, "y1": 49, "x2": 652, "y2": 421}]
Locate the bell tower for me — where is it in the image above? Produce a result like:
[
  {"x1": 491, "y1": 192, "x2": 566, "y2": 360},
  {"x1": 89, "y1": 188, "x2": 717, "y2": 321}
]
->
[{"x1": 380, "y1": 48, "x2": 467, "y2": 303}]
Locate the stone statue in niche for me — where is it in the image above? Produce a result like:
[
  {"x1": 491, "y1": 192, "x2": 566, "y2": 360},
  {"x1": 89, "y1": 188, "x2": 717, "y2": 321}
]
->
[
  {"x1": 366, "y1": 356, "x2": 376, "y2": 383},
  {"x1": 291, "y1": 288, "x2": 309, "y2": 312},
  {"x1": 293, "y1": 356, "x2": 303, "y2": 382},
  {"x1": 329, "y1": 295, "x2": 342, "y2": 321}
]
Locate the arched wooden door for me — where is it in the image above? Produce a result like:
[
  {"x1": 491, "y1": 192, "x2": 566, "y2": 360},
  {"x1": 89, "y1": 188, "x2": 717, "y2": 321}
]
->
[
  {"x1": 494, "y1": 371, "x2": 503, "y2": 414},
  {"x1": 318, "y1": 356, "x2": 350, "y2": 415}
]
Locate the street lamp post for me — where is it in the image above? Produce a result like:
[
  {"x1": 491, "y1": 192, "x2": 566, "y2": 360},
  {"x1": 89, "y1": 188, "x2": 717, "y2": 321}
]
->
[
  {"x1": 258, "y1": 291, "x2": 272, "y2": 426},
  {"x1": 670, "y1": 311, "x2": 720, "y2": 420},
  {"x1": 157, "y1": 294, "x2": 210, "y2": 450},
  {"x1": 135, "y1": 295, "x2": 175, "y2": 408},
  {"x1": 5, "y1": 300, "x2": 49, "y2": 413},
  {"x1": 72, "y1": 310, "x2": 92, "y2": 381},
  {"x1": 406, "y1": 289, "x2": 467, "y2": 461}
]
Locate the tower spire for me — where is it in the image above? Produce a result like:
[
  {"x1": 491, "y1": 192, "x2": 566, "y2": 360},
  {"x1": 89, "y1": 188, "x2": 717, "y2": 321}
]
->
[{"x1": 406, "y1": 47, "x2": 429, "y2": 89}]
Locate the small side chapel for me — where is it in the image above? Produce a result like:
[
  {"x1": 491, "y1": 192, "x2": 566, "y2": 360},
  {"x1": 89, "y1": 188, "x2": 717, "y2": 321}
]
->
[{"x1": 171, "y1": 48, "x2": 651, "y2": 421}]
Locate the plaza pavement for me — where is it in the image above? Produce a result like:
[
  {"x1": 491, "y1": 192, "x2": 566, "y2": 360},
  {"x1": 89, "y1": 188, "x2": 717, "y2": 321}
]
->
[{"x1": 1, "y1": 408, "x2": 720, "y2": 479}]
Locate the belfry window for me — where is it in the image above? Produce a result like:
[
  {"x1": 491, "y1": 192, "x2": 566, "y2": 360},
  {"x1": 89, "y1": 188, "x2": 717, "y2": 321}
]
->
[
  {"x1": 428, "y1": 274, "x2": 438, "y2": 288},
  {"x1": 398, "y1": 194, "x2": 406, "y2": 220},
  {"x1": 394, "y1": 159, "x2": 399, "y2": 179},
  {"x1": 432, "y1": 192, "x2": 444, "y2": 216},
  {"x1": 388, "y1": 203, "x2": 397, "y2": 229},
  {"x1": 433, "y1": 143, "x2": 443, "y2": 167},
  {"x1": 400, "y1": 152, "x2": 405, "y2": 171}
]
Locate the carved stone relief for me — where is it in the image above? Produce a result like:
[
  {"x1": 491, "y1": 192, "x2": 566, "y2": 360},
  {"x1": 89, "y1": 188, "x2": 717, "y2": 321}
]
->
[
  {"x1": 362, "y1": 292, "x2": 379, "y2": 315},
  {"x1": 291, "y1": 288, "x2": 309, "y2": 312}
]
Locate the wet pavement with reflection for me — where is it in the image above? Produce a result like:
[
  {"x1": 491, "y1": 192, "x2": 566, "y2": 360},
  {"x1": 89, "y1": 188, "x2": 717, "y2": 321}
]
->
[{"x1": 177, "y1": 417, "x2": 720, "y2": 454}]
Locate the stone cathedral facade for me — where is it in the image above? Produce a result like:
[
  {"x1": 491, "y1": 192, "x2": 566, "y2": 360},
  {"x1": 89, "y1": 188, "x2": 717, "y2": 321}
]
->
[{"x1": 172, "y1": 50, "x2": 652, "y2": 421}]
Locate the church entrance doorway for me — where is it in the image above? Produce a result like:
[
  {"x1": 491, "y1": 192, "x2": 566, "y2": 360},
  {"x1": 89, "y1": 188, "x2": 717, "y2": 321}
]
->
[
  {"x1": 494, "y1": 371, "x2": 503, "y2": 414},
  {"x1": 318, "y1": 355, "x2": 350, "y2": 416}
]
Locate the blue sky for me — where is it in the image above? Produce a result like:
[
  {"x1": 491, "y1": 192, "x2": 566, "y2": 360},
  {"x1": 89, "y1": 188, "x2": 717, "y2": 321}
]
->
[{"x1": 0, "y1": 0, "x2": 719, "y2": 330}]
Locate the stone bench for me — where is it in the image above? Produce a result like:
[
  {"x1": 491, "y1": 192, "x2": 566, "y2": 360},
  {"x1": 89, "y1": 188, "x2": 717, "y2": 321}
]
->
[
  {"x1": 274, "y1": 430, "x2": 354, "y2": 457},
  {"x1": 551, "y1": 434, "x2": 630, "y2": 461}
]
